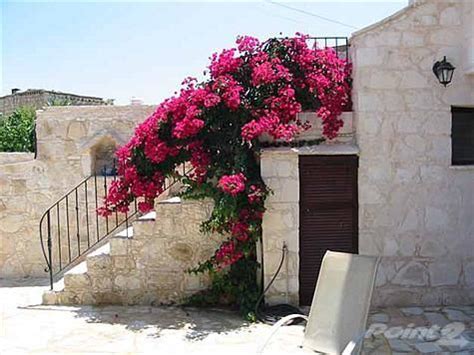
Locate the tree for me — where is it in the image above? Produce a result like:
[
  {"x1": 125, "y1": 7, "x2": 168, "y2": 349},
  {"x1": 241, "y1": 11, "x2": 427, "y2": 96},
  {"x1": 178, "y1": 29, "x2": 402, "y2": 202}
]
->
[{"x1": 0, "y1": 107, "x2": 36, "y2": 152}]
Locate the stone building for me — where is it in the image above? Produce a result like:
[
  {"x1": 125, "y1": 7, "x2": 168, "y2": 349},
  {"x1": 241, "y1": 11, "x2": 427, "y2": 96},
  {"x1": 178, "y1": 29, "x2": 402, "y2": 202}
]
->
[
  {"x1": 0, "y1": 88, "x2": 110, "y2": 116},
  {"x1": 0, "y1": 106, "x2": 154, "y2": 277},
  {"x1": 262, "y1": 0, "x2": 474, "y2": 308},
  {"x1": 0, "y1": 0, "x2": 473, "y2": 309},
  {"x1": 0, "y1": 105, "x2": 219, "y2": 305}
]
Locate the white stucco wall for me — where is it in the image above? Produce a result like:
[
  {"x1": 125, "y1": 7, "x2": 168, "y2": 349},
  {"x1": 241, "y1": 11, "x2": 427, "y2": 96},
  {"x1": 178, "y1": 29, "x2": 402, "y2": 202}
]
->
[{"x1": 352, "y1": 0, "x2": 474, "y2": 307}]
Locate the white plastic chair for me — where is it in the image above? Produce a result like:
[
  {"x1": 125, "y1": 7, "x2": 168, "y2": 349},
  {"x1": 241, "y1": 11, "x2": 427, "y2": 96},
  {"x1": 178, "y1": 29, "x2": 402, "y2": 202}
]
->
[{"x1": 258, "y1": 251, "x2": 380, "y2": 354}]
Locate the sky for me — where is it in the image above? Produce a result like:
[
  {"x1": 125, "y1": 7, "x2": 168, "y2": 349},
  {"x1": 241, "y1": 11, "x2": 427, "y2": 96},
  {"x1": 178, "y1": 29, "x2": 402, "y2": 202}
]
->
[{"x1": 1, "y1": 1, "x2": 406, "y2": 105}]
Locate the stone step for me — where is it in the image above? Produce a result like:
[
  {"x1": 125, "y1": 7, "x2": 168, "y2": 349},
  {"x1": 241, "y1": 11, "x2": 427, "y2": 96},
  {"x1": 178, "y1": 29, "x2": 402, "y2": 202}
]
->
[
  {"x1": 41, "y1": 196, "x2": 211, "y2": 307},
  {"x1": 43, "y1": 211, "x2": 153, "y2": 303},
  {"x1": 64, "y1": 270, "x2": 91, "y2": 289}
]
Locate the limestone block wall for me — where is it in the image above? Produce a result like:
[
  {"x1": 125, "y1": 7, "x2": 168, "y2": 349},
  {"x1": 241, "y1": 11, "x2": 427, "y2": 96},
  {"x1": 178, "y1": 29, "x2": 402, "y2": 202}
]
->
[
  {"x1": 109, "y1": 199, "x2": 221, "y2": 304},
  {"x1": 51, "y1": 199, "x2": 222, "y2": 305},
  {"x1": 261, "y1": 112, "x2": 356, "y2": 305},
  {"x1": 0, "y1": 89, "x2": 107, "y2": 116},
  {"x1": 462, "y1": 0, "x2": 474, "y2": 74},
  {"x1": 351, "y1": 0, "x2": 474, "y2": 307},
  {"x1": 0, "y1": 105, "x2": 155, "y2": 278},
  {"x1": 261, "y1": 150, "x2": 300, "y2": 305}
]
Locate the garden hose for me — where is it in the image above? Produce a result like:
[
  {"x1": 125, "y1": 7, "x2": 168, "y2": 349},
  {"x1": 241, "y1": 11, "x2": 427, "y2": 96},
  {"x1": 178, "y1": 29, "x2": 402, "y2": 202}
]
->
[{"x1": 255, "y1": 242, "x2": 304, "y2": 324}]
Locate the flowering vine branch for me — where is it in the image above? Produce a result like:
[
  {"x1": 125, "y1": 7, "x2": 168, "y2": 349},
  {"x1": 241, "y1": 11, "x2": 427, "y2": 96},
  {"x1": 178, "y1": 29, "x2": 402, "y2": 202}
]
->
[{"x1": 99, "y1": 34, "x2": 351, "y2": 316}]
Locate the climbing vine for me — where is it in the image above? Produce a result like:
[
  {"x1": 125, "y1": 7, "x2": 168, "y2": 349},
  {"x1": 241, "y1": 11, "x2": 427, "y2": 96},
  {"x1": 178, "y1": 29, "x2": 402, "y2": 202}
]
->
[{"x1": 99, "y1": 34, "x2": 351, "y2": 317}]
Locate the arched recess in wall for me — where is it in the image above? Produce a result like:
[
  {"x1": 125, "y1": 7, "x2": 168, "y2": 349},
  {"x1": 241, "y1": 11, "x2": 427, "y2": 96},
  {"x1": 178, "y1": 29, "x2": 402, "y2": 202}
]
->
[{"x1": 90, "y1": 137, "x2": 118, "y2": 176}]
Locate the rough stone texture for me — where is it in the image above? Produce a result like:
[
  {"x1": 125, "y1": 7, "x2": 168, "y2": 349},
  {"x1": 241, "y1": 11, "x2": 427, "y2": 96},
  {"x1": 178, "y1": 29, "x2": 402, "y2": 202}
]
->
[
  {"x1": 0, "y1": 88, "x2": 108, "y2": 116},
  {"x1": 261, "y1": 112, "x2": 356, "y2": 305},
  {"x1": 43, "y1": 199, "x2": 222, "y2": 305},
  {"x1": 0, "y1": 105, "x2": 155, "y2": 278},
  {"x1": 261, "y1": 150, "x2": 299, "y2": 305},
  {"x1": 5, "y1": 280, "x2": 474, "y2": 354},
  {"x1": 262, "y1": 0, "x2": 474, "y2": 308},
  {"x1": 352, "y1": 0, "x2": 474, "y2": 307}
]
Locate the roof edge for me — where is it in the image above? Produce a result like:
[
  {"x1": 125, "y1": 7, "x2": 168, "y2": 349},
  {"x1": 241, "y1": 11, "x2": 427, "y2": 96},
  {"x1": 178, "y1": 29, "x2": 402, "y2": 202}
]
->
[
  {"x1": 351, "y1": 1, "x2": 418, "y2": 39},
  {"x1": 0, "y1": 89, "x2": 104, "y2": 101}
]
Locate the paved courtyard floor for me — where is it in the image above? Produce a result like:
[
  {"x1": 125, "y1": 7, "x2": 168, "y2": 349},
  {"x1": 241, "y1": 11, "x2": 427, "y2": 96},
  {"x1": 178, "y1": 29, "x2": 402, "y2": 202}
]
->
[{"x1": 1, "y1": 279, "x2": 474, "y2": 354}]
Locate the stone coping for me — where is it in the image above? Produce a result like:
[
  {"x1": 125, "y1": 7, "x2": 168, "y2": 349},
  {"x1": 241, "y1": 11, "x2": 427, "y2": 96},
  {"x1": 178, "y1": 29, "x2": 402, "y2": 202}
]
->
[
  {"x1": 0, "y1": 152, "x2": 35, "y2": 164},
  {"x1": 261, "y1": 143, "x2": 359, "y2": 156},
  {"x1": 449, "y1": 165, "x2": 474, "y2": 171},
  {"x1": 38, "y1": 105, "x2": 156, "y2": 113}
]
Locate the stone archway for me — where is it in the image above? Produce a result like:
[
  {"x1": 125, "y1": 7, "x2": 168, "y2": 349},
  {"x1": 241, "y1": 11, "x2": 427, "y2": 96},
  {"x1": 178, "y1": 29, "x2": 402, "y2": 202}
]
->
[{"x1": 90, "y1": 137, "x2": 118, "y2": 176}]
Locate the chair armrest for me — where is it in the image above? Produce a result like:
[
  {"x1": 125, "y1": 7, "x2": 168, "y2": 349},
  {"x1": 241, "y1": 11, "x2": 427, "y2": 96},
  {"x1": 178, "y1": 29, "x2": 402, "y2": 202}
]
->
[
  {"x1": 257, "y1": 314, "x2": 309, "y2": 354},
  {"x1": 342, "y1": 332, "x2": 366, "y2": 355}
]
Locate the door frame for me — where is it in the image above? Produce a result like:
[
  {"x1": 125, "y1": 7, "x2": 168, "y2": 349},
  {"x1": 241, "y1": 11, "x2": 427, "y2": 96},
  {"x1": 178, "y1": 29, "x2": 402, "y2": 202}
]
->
[{"x1": 298, "y1": 154, "x2": 359, "y2": 306}]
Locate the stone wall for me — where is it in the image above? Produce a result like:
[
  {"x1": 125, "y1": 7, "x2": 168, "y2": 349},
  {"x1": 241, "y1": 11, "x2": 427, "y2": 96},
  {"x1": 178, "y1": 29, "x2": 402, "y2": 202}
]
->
[
  {"x1": 45, "y1": 199, "x2": 222, "y2": 305},
  {"x1": 0, "y1": 89, "x2": 108, "y2": 116},
  {"x1": 260, "y1": 112, "x2": 356, "y2": 304},
  {"x1": 352, "y1": 0, "x2": 474, "y2": 306},
  {"x1": 0, "y1": 105, "x2": 155, "y2": 278},
  {"x1": 262, "y1": 0, "x2": 474, "y2": 308}
]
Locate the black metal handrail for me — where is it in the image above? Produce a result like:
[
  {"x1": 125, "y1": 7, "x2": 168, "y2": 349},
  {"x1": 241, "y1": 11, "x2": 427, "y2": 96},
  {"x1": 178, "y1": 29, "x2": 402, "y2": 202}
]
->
[
  {"x1": 309, "y1": 37, "x2": 349, "y2": 61},
  {"x1": 274, "y1": 36, "x2": 349, "y2": 61},
  {"x1": 39, "y1": 163, "x2": 188, "y2": 290}
]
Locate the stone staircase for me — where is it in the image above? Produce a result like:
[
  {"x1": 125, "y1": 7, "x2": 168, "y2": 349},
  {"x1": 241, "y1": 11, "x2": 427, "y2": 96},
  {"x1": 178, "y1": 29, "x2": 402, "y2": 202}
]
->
[{"x1": 43, "y1": 198, "x2": 221, "y2": 306}]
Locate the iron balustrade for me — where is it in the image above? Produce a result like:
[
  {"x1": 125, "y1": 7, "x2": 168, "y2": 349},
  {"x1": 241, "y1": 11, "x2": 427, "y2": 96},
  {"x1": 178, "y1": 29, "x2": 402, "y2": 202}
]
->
[
  {"x1": 272, "y1": 37, "x2": 349, "y2": 61},
  {"x1": 39, "y1": 162, "x2": 189, "y2": 290},
  {"x1": 308, "y1": 37, "x2": 349, "y2": 61}
]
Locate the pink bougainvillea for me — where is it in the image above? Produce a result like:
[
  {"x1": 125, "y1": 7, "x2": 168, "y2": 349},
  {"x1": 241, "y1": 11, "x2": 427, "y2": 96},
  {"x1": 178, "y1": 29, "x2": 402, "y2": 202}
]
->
[
  {"x1": 99, "y1": 34, "x2": 350, "y2": 312},
  {"x1": 218, "y1": 173, "x2": 247, "y2": 196}
]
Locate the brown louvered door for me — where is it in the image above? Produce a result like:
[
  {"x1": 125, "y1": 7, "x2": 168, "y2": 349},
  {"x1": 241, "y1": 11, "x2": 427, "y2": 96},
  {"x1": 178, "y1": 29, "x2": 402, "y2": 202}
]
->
[{"x1": 299, "y1": 155, "x2": 358, "y2": 306}]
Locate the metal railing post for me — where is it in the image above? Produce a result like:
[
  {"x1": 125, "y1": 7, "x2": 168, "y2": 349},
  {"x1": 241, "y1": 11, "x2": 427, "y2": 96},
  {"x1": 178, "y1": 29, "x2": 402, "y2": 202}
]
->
[
  {"x1": 39, "y1": 167, "x2": 192, "y2": 283},
  {"x1": 46, "y1": 211, "x2": 53, "y2": 290}
]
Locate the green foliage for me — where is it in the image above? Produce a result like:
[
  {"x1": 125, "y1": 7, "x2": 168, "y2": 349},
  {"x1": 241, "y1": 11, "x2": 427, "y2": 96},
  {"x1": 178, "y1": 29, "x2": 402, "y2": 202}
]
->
[
  {"x1": 0, "y1": 107, "x2": 36, "y2": 152},
  {"x1": 186, "y1": 254, "x2": 260, "y2": 320}
]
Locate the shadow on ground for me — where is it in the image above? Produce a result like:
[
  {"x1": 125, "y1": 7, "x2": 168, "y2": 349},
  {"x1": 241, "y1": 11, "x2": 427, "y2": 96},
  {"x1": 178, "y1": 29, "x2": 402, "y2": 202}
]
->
[
  {"x1": 2, "y1": 278, "x2": 253, "y2": 342},
  {"x1": 71, "y1": 304, "x2": 252, "y2": 341},
  {"x1": 0, "y1": 277, "x2": 50, "y2": 288}
]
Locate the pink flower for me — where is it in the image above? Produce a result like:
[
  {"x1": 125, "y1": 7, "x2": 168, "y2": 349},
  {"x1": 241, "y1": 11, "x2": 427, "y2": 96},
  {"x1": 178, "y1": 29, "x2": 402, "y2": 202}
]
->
[
  {"x1": 230, "y1": 221, "x2": 250, "y2": 242},
  {"x1": 212, "y1": 75, "x2": 243, "y2": 110},
  {"x1": 236, "y1": 35, "x2": 259, "y2": 52},
  {"x1": 241, "y1": 113, "x2": 279, "y2": 142},
  {"x1": 188, "y1": 142, "x2": 210, "y2": 182},
  {"x1": 251, "y1": 58, "x2": 291, "y2": 86},
  {"x1": 97, "y1": 206, "x2": 113, "y2": 217},
  {"x1": 218, "y1": 173, "x2": 246, "y2": 196},
  {"x1": 138, "y1": 200, "x2": 154, "y2": 213},
  {"x1": 215, "y1": 241, "x2": 244, "y2": 268},
  {"x1": 248, "y1": 185, "x2": 264, "y2": 204},
  {"x1": 98, "y1": 33, "x2": 352, "y2": 280},
  {"x1": 209, "y1": 49, "x2": 242, "y2": 78},
  {"x1": 173, "y1": 118, "x2": 205, "y2": 139},
  {"x1": 203, "y1": 92, "x2": 221, "y2": 108},
  {"x1": 144, "y1": 137, "x2": 176, "y2": 164},
  {"x1": 241, "y1": 120, "x2": 265, "y2": 141}
]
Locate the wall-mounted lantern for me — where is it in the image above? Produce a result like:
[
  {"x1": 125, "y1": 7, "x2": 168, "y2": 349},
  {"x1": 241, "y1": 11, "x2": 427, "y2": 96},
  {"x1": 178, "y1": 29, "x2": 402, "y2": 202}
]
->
[{"x1": 432, "y1": 56, "x2": 455, "y2": 87}]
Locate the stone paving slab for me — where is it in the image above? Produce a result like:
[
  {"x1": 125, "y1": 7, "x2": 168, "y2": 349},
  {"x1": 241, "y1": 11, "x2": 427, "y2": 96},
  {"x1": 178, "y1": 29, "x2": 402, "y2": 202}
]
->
[{"x1": 2, "y1": 278, "x2": 474, "y2": 354}]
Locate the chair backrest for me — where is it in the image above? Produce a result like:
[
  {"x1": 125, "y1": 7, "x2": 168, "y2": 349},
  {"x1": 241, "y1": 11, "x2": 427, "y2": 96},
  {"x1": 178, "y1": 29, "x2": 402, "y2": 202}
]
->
[{"x1": 303, "y1": 251, "x2": 379, "y2": 354}]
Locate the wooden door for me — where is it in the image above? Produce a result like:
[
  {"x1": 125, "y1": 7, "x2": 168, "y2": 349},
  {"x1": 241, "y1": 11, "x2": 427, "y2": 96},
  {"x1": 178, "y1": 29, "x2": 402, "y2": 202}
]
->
[{"x1": 299, "y1": 155, "x2": 358, "y2": 306}]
